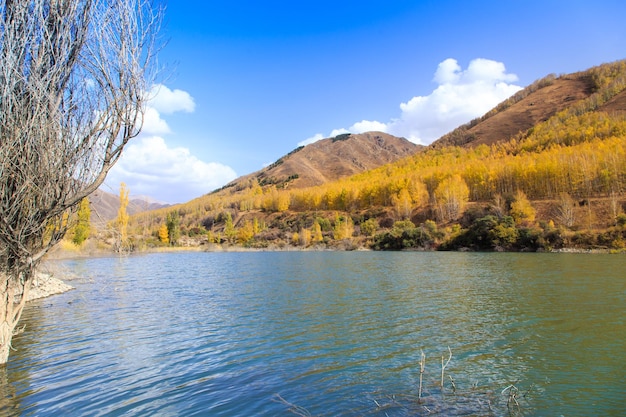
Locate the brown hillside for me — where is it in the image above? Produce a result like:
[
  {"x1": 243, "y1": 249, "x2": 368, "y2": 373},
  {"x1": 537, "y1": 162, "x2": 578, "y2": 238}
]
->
[
  {"x1": 89, "y1": 189, "x2": 170, "y2": 226},
  {"x1": 432, "y1": 74, "x2": 595, "y2": 148},
  {"x1": 231, "y1": 132, "x2": 421, "y2": 189},
  {"x1": 598, "y1": 89, "x2": 626, "y2": 115}
]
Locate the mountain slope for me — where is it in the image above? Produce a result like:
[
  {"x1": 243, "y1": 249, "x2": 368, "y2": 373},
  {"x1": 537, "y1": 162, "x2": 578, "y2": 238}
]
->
[
  {"x1": 432, "y1": 73, "x2": 596, "y2": 148},
  {"x1": 598, "y1": 89, "x2": 626, "y2": 115},
  {"x1": 227, "y1": 132, "x2": 421, "y2": 190},
  {"x1": 89, "y1": 189, "x2": 170, "y2": 226}
]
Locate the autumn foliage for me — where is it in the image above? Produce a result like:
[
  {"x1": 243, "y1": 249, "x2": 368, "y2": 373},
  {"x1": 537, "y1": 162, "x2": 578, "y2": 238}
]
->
[{"x1": 125, "y1": 60, "x2": 626, "y2": 252}]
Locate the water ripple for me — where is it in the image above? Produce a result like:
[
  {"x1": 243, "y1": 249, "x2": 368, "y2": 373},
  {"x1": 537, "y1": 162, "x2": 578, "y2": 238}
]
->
[{"x1": 4, "y1": 252, "x2": 625, "y2": 416}]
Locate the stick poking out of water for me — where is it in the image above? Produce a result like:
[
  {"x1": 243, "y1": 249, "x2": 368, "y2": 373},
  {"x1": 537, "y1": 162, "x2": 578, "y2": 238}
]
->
[
  {"x1": 418, "y1": 349, "x2": 426, "y2": 403},
  {"x1": 441, "y1": 346, "x2": 452, "y2": 389}
]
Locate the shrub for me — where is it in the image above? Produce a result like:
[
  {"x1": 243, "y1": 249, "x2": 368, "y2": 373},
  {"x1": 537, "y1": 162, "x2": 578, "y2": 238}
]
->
[
  {"x1": 510, "y1": 190, "x2": 536, "y2": 226},
  {"x1": 360, "y1": 218, "x2": 379, "y2": 237}
]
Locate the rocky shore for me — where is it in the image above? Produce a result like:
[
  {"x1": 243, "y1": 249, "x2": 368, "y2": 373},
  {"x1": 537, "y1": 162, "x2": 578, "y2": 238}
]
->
[{"x1": 27, "y1": 271, "x2": 74, "y2": 302}]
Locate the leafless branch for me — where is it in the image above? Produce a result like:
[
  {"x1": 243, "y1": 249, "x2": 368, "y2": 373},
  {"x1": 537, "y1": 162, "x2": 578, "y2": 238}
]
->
[{"x1": 0, "y1": 0, "x2": 162, "y2": 363}]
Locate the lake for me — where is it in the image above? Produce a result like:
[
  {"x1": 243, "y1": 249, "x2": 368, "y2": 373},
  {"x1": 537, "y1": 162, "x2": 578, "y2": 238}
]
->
[{"x1": 3, "y1": 252, "x2": 625, "y2": 416}]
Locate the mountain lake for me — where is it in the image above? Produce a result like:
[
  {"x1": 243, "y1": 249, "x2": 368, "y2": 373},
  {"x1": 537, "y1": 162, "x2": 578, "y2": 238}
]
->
[{"x1": 3, "y1": 251, "x2": 624, "y2": 416}]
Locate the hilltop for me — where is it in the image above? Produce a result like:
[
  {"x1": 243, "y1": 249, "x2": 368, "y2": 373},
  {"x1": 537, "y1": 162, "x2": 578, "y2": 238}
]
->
[
  {"x1": 80, "y1": 60, "x2": 626, "y2": 253},
  {"x1": 224, "y1": 132, "x2": 420, "y2": 190},
  {"x1": 89, "y1": 189, "x2": 170, "y2": 226}
]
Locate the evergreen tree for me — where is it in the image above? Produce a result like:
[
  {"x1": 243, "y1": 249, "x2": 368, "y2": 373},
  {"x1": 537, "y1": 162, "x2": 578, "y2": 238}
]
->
[
  {"x1": 166, "y1": 212, "x2": 181, "y2": 245},
  {"x1": 224, "y1": 212, "x2": 236, "y2": 243}
]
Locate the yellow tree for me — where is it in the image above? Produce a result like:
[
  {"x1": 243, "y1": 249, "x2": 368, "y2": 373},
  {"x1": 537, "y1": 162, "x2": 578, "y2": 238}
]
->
[
  {"x1": 291, "y1": 232, "x2": 300, "y2": 246},
  {"x1": 433, "y1": 175, "x2": 469, "y2": 222},
  {"x1": 392, "y1": 188, "x2": 413, "y2": 220},
  {"x1": 116, "y1": 183, "x2": 130, "y2": 251},
  {"x1": 333, "y1": 213, "x2": 354, "y2": 240},
  {"x1": 408, "y1": 177, "x2": 430, "y2": 210},
  {"x1": 158, "y1": 224, "x2": 169, "y2": 243},
  {"x1": 312, "y1": 222, "x2": 324, "y2": 243},
  {"x1": 510, "y1": 190, "x2": 536, "y2": 226},
  {"x1": 237, "y1": 220, "x2": 254, "y2": 244}
]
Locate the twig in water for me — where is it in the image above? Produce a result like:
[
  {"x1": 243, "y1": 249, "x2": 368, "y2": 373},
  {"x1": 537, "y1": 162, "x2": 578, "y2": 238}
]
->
[
  {"x1": 448, "y1": 375, "x2": 457, "y2": 393},
  {"x1": 502, "y1": 384, "x2": 521, "y2": 412},
  {"x1": 272, "y1": 394, "x2": 312, "y2": 417},
  {"x1": 441, "y1": 346, "x2": 452, "y2": 389},
  {"x1": 418, "y1": 349, "x2": 426, "y2": 403}
]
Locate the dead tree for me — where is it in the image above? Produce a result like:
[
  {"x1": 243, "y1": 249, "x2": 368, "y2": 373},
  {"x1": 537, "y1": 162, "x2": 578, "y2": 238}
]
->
[{"x1": 0, "y1": 0, "x2": 161, "y2": 364}]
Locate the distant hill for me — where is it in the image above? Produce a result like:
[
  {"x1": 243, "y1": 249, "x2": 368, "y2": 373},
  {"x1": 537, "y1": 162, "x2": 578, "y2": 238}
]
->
[
  {"x1": 89, "y1": 189, "x2": 169, "y2": 226},
  {"x1": 225, "y1": 131, "x2": 421, "y2": 191}
]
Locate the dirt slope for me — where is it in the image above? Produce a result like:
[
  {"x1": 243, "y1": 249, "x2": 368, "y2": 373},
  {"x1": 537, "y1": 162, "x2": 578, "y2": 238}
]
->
[
  {"x1": 232, "y1": 132, "x2": 421, "y2": 189},
  {"x1": 598, "y1": 89, "x2": 626, "y2": 115},
  {"x1": 432, "y1": 74, "x2": 595, "y2": 148}
]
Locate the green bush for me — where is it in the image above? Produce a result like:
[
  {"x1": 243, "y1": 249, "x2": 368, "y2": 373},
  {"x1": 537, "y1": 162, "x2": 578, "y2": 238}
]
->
[{"x1": 360, "y1": 218, "x2": 379, "y2": 237}]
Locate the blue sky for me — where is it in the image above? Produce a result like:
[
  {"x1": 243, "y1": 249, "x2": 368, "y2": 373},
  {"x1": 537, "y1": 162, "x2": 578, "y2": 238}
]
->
[{"x1": 104, "y1": 0, "x2": 626, "y2": 203}]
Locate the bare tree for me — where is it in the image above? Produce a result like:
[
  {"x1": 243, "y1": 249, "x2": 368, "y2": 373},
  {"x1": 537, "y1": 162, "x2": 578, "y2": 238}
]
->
[
  {"x1": 554, "y1": 192, "x2": 576, "y2": 228},
  {"x1": 0, "y1": 0, "x2": 161, "y2": 364}
]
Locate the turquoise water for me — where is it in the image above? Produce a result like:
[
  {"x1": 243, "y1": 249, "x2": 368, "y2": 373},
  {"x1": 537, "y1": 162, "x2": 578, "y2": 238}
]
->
[{"x1": 4, "y1": 252, "x2": 625, "y2": 416}]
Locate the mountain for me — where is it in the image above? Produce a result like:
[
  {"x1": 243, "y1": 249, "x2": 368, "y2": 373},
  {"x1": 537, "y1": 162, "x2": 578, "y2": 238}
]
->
[
  {"x1": 89, "y1": 189, "x2": 170, "y2": 226},
  {"x1": 224, "y1": 131, "x2": 421, "y2": 191},
  {"x1": 431, "y1": 72, "x2": 595, "y2": 148}
]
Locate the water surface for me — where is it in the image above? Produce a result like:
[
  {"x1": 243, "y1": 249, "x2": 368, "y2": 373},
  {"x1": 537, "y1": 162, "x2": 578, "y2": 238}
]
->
[{"x1": 4, "y1": 252, "x2": 625, "y2": 416}]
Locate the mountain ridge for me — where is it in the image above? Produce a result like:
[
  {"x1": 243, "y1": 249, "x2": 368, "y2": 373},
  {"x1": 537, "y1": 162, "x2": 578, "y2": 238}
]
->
[{"x1": 224, "y1": 131, "x2": 421, "y2": 191}]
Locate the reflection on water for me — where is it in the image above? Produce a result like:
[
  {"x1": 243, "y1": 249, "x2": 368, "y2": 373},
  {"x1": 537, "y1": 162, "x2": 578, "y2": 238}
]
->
[{"x1": 3, "y1": 252, "x2": 625, "y2": 416}]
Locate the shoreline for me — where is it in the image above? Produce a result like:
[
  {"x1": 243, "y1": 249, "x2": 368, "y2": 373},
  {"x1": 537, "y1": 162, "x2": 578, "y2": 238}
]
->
[
  {"x1": 48, "y1": 243, "x2": 624, "y2": 258},
  {"x1": 26, "y1": 269, "x2": 74, "y2": 302}
]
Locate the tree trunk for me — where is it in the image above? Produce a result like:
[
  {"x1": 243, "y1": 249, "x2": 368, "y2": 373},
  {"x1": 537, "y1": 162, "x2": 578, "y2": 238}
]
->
[{"x1": 0, "y1": 272, "x2": 30, "y2": 365}]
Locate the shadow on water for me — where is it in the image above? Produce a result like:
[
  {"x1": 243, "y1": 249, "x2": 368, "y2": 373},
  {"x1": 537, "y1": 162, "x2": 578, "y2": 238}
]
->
[
  {"x1": 0, "y1": 366, "x2": 21, "y2": 417},
  {"x1": 0, "y1": 301, "x2": 48, "y2": 416}
]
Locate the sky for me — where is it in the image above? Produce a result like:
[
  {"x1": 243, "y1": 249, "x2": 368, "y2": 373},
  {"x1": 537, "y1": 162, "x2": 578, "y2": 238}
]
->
[{"x1": 103, "y1": 0, "x2": 626, "y2": 204}]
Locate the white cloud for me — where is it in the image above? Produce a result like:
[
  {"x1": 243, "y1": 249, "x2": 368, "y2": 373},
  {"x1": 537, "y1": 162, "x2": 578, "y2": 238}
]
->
[
  {"x1": 104, "y1": 84, "x2": 236, "y2": 203},
  {"x1": 105, "y1": 136, "x2": 237, "y2": 203},
  {"x1": 348, "y1": 120, "x2": 388, "y2": 133},
  {"x1": 298, "y1": 133, "x2": 325, "y2": 147},
  {"x1": 148, "y1": 84, "x2": 195, "y2": 114},
  {"x1": 137, "y1": 84, "x2": 197, "y2": 136},
  {"x1": 303, "y1": 58, "x2": 523, "y2": 146},
  {"x1": 141, "y1": 106, "x2": 171, "y2": 136},
  {"x1": 297, "y1": 129, "x2": 352, "y2": 146}
]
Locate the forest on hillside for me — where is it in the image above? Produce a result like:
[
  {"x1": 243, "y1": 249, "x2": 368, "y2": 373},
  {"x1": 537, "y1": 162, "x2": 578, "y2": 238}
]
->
[{"x1": 65, "y1": 60, "x2": 626, "y2": 253}]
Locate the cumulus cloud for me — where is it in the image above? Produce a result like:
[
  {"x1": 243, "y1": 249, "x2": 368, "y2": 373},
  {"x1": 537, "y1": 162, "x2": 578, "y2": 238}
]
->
[
  {"x1": 148, "y1": 84, "x2": 196, "y2": 114},
  {"x1": 141, "y1": 106, "x2": 171, "y2": 136},
  {"x1": 298, "y1": 133, "x2": 326, "y2": 147},
  {"x1": 105, "y1": 85, "x2": 236, "y2": 203},
  {"x1": 105, "y1": 136, "x2": 237, "y2": 203},
  {"x1": 303, "y1": 58, "x2": 523, "y2": 145}
]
